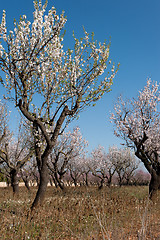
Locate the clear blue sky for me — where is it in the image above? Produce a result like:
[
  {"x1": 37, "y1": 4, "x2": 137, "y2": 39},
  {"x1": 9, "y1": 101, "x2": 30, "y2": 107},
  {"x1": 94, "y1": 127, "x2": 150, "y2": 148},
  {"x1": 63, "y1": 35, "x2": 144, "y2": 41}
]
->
[{"x1": 0, "y1": 0, "x2": 160, "y2": 152}]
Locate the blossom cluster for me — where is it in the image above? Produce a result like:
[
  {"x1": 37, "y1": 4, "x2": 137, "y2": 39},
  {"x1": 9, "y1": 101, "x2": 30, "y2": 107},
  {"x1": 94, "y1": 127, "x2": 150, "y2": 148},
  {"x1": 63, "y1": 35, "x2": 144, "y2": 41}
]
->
[
  {"x1": 111, "y1": 79, "x2": 160, "y2": 159},
  {"x1": 0, "y1": 0, "x2": 118, "y2": 124}
]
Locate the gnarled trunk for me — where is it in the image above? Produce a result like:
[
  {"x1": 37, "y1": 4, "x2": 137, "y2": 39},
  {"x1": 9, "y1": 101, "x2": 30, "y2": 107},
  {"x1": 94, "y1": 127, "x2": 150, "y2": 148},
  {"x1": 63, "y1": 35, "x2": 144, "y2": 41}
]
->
[
  {"x1": 107, "y1": 177, "x2": 112, "y2": 187},
  {"x1": 149, "y1": 170, "x2": 160, "y2": 201},
  {"x1": 29, "y1": 106, "x2": 69, "y2": 211},
  {"x1": 135, "y1": 147, "x2": 160, "y2": 201},
  {"x1": 23, "y1": 176, "x2": 31, "y2": 191},
  {"x1": 54, "y1": 171, "x2": 65, "y2": 190},
  {"x1": 98, "y1": 178, "x2": 105, "y2": 190},
  {"x1": 52, "y1": 175, "x2": 58, "y2": 188},
  {"x1": 83, "y1": 171, "x2": 90, "y2": 187},
  {"x1": 10, "y1": 169, "x2": 19, "y2": 195},
  {"x1": 31, "y1": 161, "x2": 49, "y2": 211}
]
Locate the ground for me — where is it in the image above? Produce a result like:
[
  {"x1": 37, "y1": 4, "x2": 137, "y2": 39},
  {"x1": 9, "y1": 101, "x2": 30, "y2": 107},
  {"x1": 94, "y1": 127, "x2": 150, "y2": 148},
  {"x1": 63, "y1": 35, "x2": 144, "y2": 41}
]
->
[{"x1": 0, "y1": 185, "x2": 160, "y2": 239}]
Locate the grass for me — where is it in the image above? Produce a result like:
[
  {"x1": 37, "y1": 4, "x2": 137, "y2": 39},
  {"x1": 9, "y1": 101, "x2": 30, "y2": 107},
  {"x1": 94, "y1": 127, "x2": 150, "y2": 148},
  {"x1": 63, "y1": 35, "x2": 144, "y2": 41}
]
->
[{"x1": 0, "y1": 185, "x2": 160, "y2": 239}]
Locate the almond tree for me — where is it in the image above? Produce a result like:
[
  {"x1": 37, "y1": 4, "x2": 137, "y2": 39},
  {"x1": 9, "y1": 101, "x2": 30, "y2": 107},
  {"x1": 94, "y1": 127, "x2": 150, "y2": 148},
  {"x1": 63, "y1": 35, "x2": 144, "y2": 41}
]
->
[
  {"x1": 90, "y1": 145, "x2": 116, "y2": 189},
  {"x1": 124, "y1": 155, "x2": 140, "y2": 185},
  {"x1": 80, "y1": 157, "x2": 91, "y2": 187},
  {"x1": 111, "y1": 80, "x2": 160, "y2": 199},
  {"x1": 20, "y1": 159, "x2": 39, "y2": 190},
  {"x1": 0, "y1": 0, "x2": 118, "y2": 209},
  {"x1": 0, "y1": 121, "x2": 33, "y2": 194},
  {"x1": 108, "y1": 146, "x2": 139, "y2": 186},
  {"x1": 68, "y1": 156, "x2": 85, "y2": 187},
  {"x1": 20, "y1": 168, "x2": 31, "y2": 191},
  {"x1": 47, "y1": 126, "x2": 88, "y2": 190}
]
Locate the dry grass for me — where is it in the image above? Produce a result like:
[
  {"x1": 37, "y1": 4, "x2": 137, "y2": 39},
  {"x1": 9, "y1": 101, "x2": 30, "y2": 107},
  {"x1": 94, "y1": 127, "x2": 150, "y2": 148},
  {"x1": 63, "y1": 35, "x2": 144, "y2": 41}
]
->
[{"x1": 0, "y1": 185, "x2": 160, "y2": 239}]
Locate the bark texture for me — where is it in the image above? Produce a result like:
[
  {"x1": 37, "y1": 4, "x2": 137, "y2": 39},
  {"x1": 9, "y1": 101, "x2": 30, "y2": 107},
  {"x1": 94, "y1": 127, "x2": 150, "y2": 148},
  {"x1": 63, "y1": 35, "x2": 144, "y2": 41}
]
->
[
  {"x1": 10, "y1": 169, "x2": 19, "y2": 195},
  {"x1": 149, "y1": 170, "x2": 160, "y2": 201},
  {"x1": 31, "y1": 161, "x2": 49, "y2": 210}
]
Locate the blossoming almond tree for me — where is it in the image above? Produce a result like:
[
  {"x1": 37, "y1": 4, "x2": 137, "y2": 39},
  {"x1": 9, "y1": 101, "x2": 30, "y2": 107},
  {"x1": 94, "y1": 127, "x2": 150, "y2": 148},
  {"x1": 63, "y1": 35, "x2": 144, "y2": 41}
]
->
[
  {"x1": 47, "y1": 126, "x2": 88, "y2": 190},
  {"x1": 111, "y1": 80, "x2": 160, "y2": 199},
  {"x1": 0, "y1": 0, "x2": 118, "y2": 209},
  {"x1": 90, "y1": 145, "x2": 117, "y2": 189},
  {"x1": 108, "y1": 146, "x2": 139, "y2": 186},
  {"x1": 68, "y1": 155, "x2": 87, "y2": 187},
  {"x1": 80, "y1": 157, "x2": 91, "y2": 187},
  {"x1": 0, "y1": 120, "x2": 33, "y2": 194}
]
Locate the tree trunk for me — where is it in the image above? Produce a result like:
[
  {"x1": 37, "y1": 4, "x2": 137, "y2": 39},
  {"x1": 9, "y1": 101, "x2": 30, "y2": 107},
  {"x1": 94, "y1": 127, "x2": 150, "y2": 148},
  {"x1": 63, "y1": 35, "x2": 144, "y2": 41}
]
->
[
  {"x1": 29, "y1": 106, "x2": 69, "y2": 211},
  {"x1": 135, "y1": 150, "x2": 160, "y2": 201},
  {"x1": 6, "y1": 176, "x2": 10, "y2": 187},
  {"x1": 84, "y1": 172, "x2": 89, "y2": 187},
  {"x1": 117, "y1": 174, "x2": 123, "y2": 187},
  {"x1": 73, "y1": 178, "x2": 77, "y2": 187},
  {"x1": 52, "y1": 175, "x2": 58, "y2": 188},
  {"x1": 107, "y1": 177, "x2": 112, "y2": 187},
  {"x1": 49, "y1": 178, "x2": 53, "y2": 186},
  {"x1": 98, "y1": 178, "x2": 104, "y2": 190},
  {"x1": 54, "y1": 171, "x2": 65, "y2": 190},
  {"x1": 70, "y1": 171, "x2": 77, "y2": 187},
  {"x1": 23, "y1": 177, "x2": 31, "y2": 191},
  {"x1": 31, "y1": 162, "x2": 49, "y2": 211},
  {"x1": 149, "y1": 170, "x2": 160, "y2": 201},
  {"x1": 10, "y1": 169, "x2": 19, "y2": 195}
]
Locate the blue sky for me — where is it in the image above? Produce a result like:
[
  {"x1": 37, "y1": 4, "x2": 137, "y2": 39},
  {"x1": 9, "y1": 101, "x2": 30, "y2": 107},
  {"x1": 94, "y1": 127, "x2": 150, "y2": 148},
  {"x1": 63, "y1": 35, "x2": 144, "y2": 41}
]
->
[{"x1": 0, "y1": 0, "x2": 160, "y2": 152}]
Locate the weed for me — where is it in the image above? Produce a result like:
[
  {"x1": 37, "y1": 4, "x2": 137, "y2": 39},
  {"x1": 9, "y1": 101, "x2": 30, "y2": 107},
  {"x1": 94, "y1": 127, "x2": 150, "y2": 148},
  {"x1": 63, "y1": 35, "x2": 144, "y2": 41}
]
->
[{"x1": 0, "y1": 186, "x2": 160, "y2": 239}]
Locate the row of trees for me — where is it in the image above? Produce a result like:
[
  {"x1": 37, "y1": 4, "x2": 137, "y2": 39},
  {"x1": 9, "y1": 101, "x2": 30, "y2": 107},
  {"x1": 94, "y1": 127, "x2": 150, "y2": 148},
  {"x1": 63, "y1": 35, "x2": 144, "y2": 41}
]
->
[
  {"x1": 0, "y1": 118, "x2": 141, "y2": 192},
  {"x1": 0, "y1": 0, "x2": 159, "y2": 212}
]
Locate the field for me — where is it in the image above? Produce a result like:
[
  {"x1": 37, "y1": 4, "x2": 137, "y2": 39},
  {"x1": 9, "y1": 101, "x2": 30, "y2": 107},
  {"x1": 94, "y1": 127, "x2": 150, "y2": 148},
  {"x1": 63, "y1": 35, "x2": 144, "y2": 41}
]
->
[{"x1": 0, "y1": 185, "x2": 160, "y2": 240}]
